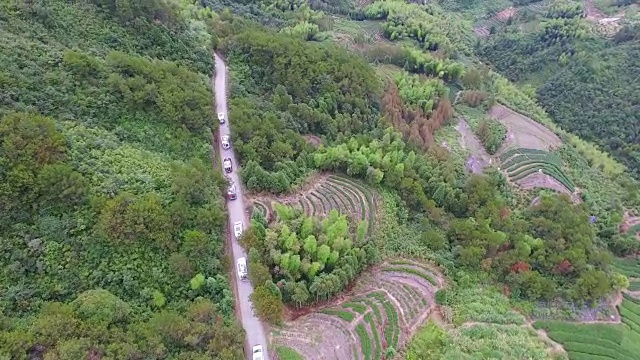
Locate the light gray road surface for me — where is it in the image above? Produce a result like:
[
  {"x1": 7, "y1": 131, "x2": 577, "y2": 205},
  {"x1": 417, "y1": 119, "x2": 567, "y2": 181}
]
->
[{"x1": 213, "y1": 53, "x2": 270, "y2": 360}]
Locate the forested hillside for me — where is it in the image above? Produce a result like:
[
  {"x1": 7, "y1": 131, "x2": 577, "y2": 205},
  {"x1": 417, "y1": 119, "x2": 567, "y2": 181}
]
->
[
  {"x1": 476, "y1": 1, "x2": 640, "y2": 178},
  {"x1": 0, "y1": 1, "x2": 244, "y2": 359}
]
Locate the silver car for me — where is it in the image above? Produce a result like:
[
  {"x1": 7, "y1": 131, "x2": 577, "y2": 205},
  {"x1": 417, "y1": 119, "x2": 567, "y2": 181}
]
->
[
  {"x1": 221, "y1": 135, "x2": 230, "y2": 150},
  {"x1": 218, "y1": 112, "x2": 225, "y2": 124}
]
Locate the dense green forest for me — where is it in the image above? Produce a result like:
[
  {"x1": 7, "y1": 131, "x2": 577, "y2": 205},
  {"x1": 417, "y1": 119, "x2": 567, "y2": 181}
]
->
[{"x1": 0, "y1": 1, "x2": 245, "y2": 359}]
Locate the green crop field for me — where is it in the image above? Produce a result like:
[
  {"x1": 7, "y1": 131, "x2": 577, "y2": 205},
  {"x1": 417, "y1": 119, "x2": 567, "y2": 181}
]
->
[
  {"x1": 499, "y1": 147, "x2": 575, "y2": 192},
  {"x1": 612, "y1": 258, "x2": 640, "y2": 278},
  {"x1": 533, "y1": 296, "x2": 640, "y2": 360}
]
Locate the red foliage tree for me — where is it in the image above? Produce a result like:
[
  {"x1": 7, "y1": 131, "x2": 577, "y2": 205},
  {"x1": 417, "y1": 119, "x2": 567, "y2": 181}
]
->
[
  {"x1": 555, "y1": 259, "x2": 572, "y2": 274},
  {"x1": 510, "y1": 261, "x2": 530, "y2": 273}
]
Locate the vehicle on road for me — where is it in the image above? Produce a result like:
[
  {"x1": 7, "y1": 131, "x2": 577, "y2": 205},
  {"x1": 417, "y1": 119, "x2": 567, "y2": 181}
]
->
[
  {"x1": 237, "y1": 257, "x2": 247, "y2": 280},
  {"x1": 223, "y1": 158, "x2": 232, "y2": 173},
  {"x1": 218, "y1": 112, "x2": 225, "y2": 124},
  {"x1": 227, "y1": 184, "x2": 237, "y2": 200},
  {"x1": 252, "y1": 345, "x2": 264, "y2": 360},
  {"x1": 221, "y1": 135, "x2": 230, "y2": 150},
  {"x1": 234, "y1": 221, "x2": 243, "y2": 239}
]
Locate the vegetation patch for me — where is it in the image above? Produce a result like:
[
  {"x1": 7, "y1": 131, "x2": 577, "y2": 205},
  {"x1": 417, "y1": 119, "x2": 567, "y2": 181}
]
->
[
  {"x1": 275, "y1": 346, "x2": 305, "y2": 360},
  {"x1": 241, "y1": 205, "x2": 377, "y2": 318},
  {"x1": 0, "y1": 1, "x2": 246, "y2": 358}
]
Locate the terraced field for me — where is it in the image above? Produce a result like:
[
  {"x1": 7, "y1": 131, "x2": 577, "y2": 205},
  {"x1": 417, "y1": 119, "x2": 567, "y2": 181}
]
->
[
  {"x1": 498, "y1": 147, "x2": 578, "y2": 199},
  {"x1": 271, "y1": 260, "x2": 442, "y2": 360},
  {"x1": 250, "y1": 174, "x2": 378, "y2": 238},
  {"x1": 533, "y1": 295, "x2": 640, "y2": 360}
]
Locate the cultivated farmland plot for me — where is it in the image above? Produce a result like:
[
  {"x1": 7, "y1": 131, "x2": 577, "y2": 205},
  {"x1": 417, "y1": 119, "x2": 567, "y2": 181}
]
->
[
  {"x1": 533, "y1": 295, "x2": 640, "y2": 360},
  {"x1": 271, "y1": 260, "x2": 442, "y2": 360},
  {"x1": 490, "y1": 104, "x2": 562, "y2": 152},
  {"x1": 248, "y1": 173, "x2": 378, "y2": 238},
  {"x1": 487, "y1": 105, "x2": 579, "y2": 199},
  {"x1": 497, "y1": 147, "x2": 580, "y2": 202}
]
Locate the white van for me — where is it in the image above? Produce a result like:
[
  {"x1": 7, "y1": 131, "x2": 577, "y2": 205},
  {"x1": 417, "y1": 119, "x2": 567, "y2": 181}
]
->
[
  {"x1": 233, "y1": 221, "x2": 243, "y2": 239},
  {"x1": 237, "y1": 257, "x2": 247, "y2": 280}
]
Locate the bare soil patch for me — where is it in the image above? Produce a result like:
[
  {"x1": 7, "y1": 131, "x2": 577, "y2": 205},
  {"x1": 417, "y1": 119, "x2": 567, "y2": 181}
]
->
[
  {"x1": 516, "y1": 172, "x2": 582, "y2": 204},
  {"x1": 473, "y1": 26, "x2": 491, "y2": 37},
  {"x1": 496, "y1": 7, "x2": 517, "y2": 21},
  {"x1": 490, "y1": 104, "x2": 562, "y2": 153},
  {"x1": 456, "y1": 118, "x2": 493, "y2": 174},
  {"x1": 303, "y1": 135, "x2": 323, "y2": 148},
  {"x1": 620, "y1": 210, "x2": 640, "y2": 234}
]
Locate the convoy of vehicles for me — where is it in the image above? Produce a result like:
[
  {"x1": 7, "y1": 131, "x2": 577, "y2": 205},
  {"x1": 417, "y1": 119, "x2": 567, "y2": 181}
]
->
[{"x1": 219, "y1": 113, "x2": 265, "y2": 360}]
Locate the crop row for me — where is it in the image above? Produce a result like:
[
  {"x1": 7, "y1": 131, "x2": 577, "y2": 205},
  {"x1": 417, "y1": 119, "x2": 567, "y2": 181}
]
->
[
  {"x1": 329, "y1": 175, "x2": 376, "y2": 236},
  {"x1": 376, "y1": 279, "x2": 417, "y2": 320},
  {"x1": 365, "y1": 313, "x2": 382, "y2": 360},
  {"x1": 514, "y1": 166, "x2": 575, "y2": 192},
  {"x1": 343, "y1": 302, "x2": 368, "y2": 314},
  {"x1": 612, "y1": 258, "x2": 640, "y2": 278},
  {"x1": 251, "y1": 174, "x2": 377, "y2": 235},
  {"x1": 381, "y1": 265, "x2": 438, "y2": 286},
  {"x1": 253, "y1": 201, "x2": 268, "y2": 217},
  {"x1": 320, "y1": 308, "x2": 355, "y2": 322},
  {"x1": 367, "y1": 291, "x2": 400, "y2": 349},
  {"x1": 499, "y1": 147, "x2": 550, "y2": 162},
  {"x1": 628, "y1": 280, "x2": 640, "y2": 292},
  {"x1": 355, "y1": 323, "x2": 372, "y2": 360},
  {"x1": 280, "y1": 176, "x2": 376, "y2": 238},
  {"x1": 501, "y1": 152, "x2": 561, "y2": 169}
]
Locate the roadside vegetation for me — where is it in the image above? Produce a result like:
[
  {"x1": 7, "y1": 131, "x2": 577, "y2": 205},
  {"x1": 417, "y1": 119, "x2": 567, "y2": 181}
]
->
[{"x1": 0, "y1": 1, "x2": 245, "y2": 358}]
